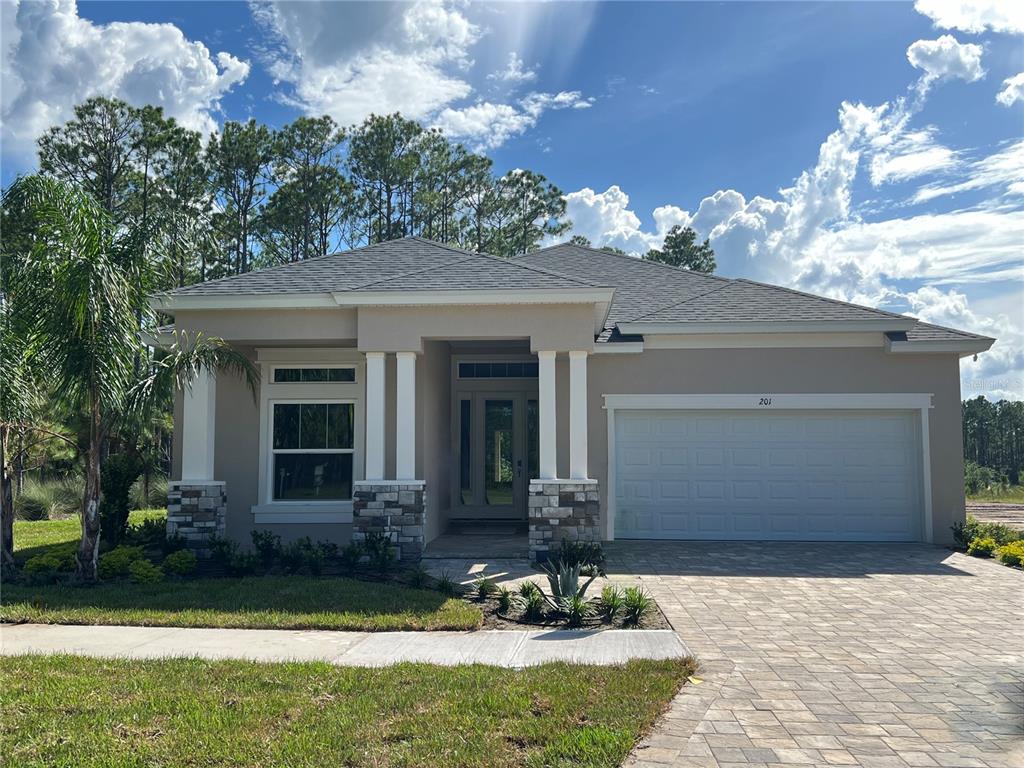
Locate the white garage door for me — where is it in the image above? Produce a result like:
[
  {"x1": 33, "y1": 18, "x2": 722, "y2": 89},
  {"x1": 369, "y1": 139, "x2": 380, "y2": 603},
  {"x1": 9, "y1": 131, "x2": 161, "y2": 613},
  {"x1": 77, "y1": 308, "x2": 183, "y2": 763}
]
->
[{"x1": 614, "y1": 410, "x2": 923, "y2": 541}]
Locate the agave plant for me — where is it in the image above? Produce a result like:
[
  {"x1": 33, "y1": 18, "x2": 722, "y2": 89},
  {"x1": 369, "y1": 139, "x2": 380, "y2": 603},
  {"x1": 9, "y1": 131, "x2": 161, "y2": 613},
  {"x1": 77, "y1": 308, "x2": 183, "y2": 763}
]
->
[{"x1": 540, "y1": 559, "x2": 597, "y2": 602}]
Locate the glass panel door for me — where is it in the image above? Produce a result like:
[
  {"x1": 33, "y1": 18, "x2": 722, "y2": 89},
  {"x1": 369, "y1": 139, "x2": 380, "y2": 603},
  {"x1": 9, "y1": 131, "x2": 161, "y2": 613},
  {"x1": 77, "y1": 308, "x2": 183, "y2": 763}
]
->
[{"x1": 484, "y1": 400, "x2": 514, "y2": 506}]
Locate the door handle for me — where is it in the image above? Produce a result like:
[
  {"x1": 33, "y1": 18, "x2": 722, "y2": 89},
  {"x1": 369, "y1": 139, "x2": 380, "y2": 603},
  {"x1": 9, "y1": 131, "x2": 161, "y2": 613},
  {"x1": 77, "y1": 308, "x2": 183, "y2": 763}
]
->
[{"x1": 516, "y1": 459, "x2": 523, "y2": 478}]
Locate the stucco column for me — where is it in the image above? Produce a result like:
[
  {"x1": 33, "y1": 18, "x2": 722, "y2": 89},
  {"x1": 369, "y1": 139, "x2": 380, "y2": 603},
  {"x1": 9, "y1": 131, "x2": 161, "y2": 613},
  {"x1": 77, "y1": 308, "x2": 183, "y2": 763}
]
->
[
  {"x1": 181, "y1": 367, "x2": 216, "y2": 482},
  {"x1": 569, "y1": 350, "x2": 589, "y2": 480},
  {"x1": 395, "y1": 351, "x2": 417, "y2": 480},
  {"x1": 538, "y1": 350, "x2": 557, "y2": 479},
  {"x1": 365, "y1": 352, "x2": 385, "y2": 481}
]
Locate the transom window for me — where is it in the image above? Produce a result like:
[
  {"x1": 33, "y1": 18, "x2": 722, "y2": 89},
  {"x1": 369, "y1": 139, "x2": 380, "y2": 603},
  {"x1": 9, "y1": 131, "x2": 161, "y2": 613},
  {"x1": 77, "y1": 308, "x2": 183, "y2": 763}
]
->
[
  {"x1": 273, "y1": 367, "x2": 356, "y2": 383},
  {"x1": 271, "y1": 402, "x2": 353, "y2": 501},
  {"x1": 458, "y1": 361, "x2": 538, "y2": 379}
]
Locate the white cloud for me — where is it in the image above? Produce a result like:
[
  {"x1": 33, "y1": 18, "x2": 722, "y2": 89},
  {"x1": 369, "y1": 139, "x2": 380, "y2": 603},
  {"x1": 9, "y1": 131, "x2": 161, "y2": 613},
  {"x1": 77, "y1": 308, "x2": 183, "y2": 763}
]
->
[
  {"x1": 996, "y1": 72, "x2": 1024, "y2": 107},
  {"x1": 912, "y1": 139, "x2": 1024, "y2": 202},
  {"x1": 488, "y1": 52, "x2": 536, "y2": 84},
  {"x1": 914, "y1": 0, "x2": 1024, "y2": 34},
  {"x1": 434, "y1": 91, "x2": 592, "y2": 150},
  {"x1": 253, "y1": 1, "x2": 479, "y2": 126},
  {"x1": 906, "y1": 35, "x2": 985, "y2": 84},
  {"x1": 563, "y1": 66, "x2": 1022, "y2": 397},
  {"x1": 1, "y1": 0, "x2": 249, "y2": 157}
]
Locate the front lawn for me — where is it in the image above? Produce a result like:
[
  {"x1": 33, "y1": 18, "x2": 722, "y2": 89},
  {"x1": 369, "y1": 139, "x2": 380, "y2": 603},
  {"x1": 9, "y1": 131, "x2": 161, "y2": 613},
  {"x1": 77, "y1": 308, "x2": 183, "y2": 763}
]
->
[
  {"x1": 0, "y1": 655, "x2": 693, "y2": 768},
  {"x1": 1, "y1": 575, "x2": 482, "y2": 631},
  {"x1": 12, "y1": 509, "x2": 164, "y2": 562}
]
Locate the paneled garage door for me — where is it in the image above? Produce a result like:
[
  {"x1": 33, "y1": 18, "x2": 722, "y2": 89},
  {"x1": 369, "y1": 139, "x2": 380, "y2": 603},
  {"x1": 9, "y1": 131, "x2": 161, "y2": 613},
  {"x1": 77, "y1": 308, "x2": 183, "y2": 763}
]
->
[{"x1": 614, "y1": 410, "x2": 923, "y2": 541}]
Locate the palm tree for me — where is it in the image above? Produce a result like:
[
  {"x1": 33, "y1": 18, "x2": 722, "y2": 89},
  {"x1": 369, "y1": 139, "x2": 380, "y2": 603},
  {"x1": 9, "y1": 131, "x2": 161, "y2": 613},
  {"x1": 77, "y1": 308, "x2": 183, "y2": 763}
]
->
[{"x1": 3, "y1": 175, "x2": 257, "y2": 580}]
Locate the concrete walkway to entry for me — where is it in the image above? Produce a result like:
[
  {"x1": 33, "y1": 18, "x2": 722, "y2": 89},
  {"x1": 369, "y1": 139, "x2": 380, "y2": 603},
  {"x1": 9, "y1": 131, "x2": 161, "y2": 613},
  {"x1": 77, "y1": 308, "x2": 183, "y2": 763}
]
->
[{"x1": 0, "y1": 623, "x2": 688, "y2": 668}]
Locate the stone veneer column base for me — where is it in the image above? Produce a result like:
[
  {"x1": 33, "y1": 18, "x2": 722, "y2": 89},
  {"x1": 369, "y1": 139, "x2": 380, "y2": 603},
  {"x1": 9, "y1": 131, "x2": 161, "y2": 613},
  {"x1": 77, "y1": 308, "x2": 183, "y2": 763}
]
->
[
  {"x1": 167, "y1": 481, "x2": 226, "y2": 558},
  {"x1": 352, "y1": 481, "x2": 426, "y2": 563},
  {"x1": 528, "y1": 479, "x2": 601, "y2": 561}
]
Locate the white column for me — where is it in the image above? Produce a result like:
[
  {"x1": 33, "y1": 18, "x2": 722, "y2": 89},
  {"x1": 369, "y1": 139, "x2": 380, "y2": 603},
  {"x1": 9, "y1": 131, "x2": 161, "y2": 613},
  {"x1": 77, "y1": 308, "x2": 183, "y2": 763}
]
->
[
  {"x1": 365, "y1": 352, "x2": 386, "y2": 481},
  {"x1": 181, "y1": 367, "x2": 216, "y2": 482},
  {"x1": 395, "y1": 351, "x2": 417, "y2": 480},
  {"x1": 569, "y1": 350, "x2": 589, "y2": 480},
  {"x1": 538, "y1": 350, "x2": 557, "y2": 480}
]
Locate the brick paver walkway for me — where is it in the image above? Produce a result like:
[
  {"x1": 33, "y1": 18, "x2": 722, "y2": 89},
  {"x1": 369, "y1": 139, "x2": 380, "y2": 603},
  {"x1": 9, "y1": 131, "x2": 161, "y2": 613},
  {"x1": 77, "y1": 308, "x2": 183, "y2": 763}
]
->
[{"x1": 608, "y1": 542, "x2": 1023, "y2": 768}]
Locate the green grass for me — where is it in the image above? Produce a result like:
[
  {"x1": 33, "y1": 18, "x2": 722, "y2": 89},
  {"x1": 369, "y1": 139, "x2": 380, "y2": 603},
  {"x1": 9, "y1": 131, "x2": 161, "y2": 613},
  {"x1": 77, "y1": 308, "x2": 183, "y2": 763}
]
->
[
  {"x1": 967, "y1": 485, "x2": 1024, "y2": 503},
  {"x1": 12, "y1": 509, "x2": 164, "y2": 562},
  {"x1": 1, "y1": 575, "x2": 482, "y2": 631},
  {"x1": 0, "y1": 655, "x2": 694, "y2": 768}
]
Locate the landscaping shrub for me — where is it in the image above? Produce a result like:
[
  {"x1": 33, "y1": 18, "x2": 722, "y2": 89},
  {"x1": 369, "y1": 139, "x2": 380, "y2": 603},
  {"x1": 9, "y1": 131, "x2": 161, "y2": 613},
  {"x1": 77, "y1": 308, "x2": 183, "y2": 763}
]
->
[
  {"x1": 13, "y1": 477, "x2": 81, "y2": 520},
  {"x1": 362, "y1": 531, "x2": 395, "y2": 575},
  {"x1": 23, "y1": 546, "x2": 76, "y2": 578},
  {"x1": 129, "y1": 474, "x2": 169, "y2": 510},
  {"x1": 522, "y1": 590, "x2": 546, "y2": 622},
  {"x1": 128, "y1": 559, "x2": 164, "y2": 584},
  {"x1": 496, "y1": 586, "x2": 516, "y2": 614},
  {"x1": 99, "y1": 453, "x2": 143, "y2": 545},
  {"x1": 405, "y1": 566, "x2": 432, "y2": 589},
  {"x1": 251, "y1": 530, "x2": 282, "y2": 570},
  {"x1": 436, "y1": 571, "x2": 458, "y2": 597},
  {"x1": 995, "y1": 540, "x2": 1024, "y2": 567},
  {"x1": 554, "y1": 540, "x2": 606, "y2": 575},
  {"x1": 163, "y1": 549, "x2": 198, "y2": 576},
  {"x1": 338, "y1": 542, "x2": 364, "y2": 575},
  {"x1": 541, "y1": 559, "x2": 597, "y2": 601},
  {"x1": 559, "y1": 594, "x2": 595, "y2": 628},
  {"x1": 967, "y1": 537, "x2": 997, "y2": 558},
  {"x1": 952, "y1": 514, "x2": 1023, "y2": 550},
  {"x1": 622, "y1": 586, "x2": 655, "y2": 627},
  {"x1": 473, "y1": 574, "x2": 497, "y2": 599},
  {"x1": 280, "y1": 538, "x2": 324, "y2": 575},
  {"x1": 97, "y1": 545, "x2": 146, "y2": 579},
  {"x1": 517, "y1": 580, "x2": 540, "y2": 600},
  {"x1": 208, "y1": 535, "x2": 238, "y2": 566},
  {"x1": 226, "y1": 551, "x2": 259, "y2": 576},
  {"x1": 600, "y1": 585, "x2": 625, "y2": 622}
]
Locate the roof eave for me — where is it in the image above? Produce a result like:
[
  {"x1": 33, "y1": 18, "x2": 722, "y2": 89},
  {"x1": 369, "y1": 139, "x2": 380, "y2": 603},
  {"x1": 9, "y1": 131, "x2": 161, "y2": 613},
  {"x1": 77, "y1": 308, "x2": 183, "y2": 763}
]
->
[
  {"x1": 618, "y1": 318, "x2": 918, "y2": 335},
  {"x1": 885, "y1": 337, "x2": 995, "y2": 357}
]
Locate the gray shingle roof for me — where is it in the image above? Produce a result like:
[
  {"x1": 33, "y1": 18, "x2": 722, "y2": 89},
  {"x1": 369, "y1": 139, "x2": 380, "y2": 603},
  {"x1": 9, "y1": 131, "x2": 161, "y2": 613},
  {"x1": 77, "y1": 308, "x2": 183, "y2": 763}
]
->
[
  {"x1": 165, "y1": 237, "x2": 990, "y2": 345},
  {"x1": 514, "y1": 243, "x2": 728, "y2": 327}
]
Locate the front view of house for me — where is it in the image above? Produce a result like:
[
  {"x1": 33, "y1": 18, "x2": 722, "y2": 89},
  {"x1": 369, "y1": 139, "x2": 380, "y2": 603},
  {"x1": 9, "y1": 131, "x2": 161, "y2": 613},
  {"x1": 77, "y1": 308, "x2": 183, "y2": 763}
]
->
[{"x1": 155, "y1": 238, "x2": 993, "y2": 558}]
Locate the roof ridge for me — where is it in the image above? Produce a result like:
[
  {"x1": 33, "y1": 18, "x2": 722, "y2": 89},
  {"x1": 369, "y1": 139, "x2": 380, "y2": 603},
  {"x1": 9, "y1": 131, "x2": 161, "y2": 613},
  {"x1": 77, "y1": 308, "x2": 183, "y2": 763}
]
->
[
  {"x1": 406, "y1": 235, "x2": 482, "y2": 258},
  {"x1": 523, "y1": 241, "x2": 733, "y2": 283},
  {"x1": 347, "y1": 253, "x2": 479, "y2": 291},
  {"x1": 627, "y1": 279, "x2": 739, "y2": 322},
  {"x1": 471, "y1": 249, "x2": 605, "y2": 288},
  {"x1": 732, "y1": 278, "x2": 912, "y2": 322}
]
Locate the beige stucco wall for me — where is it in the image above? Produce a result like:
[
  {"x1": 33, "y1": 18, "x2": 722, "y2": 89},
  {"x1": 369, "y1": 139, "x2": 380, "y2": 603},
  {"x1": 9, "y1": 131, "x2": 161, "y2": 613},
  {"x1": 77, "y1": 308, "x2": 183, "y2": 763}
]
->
[
  {"x1": 174, "y1": 308, "x2": 357, "y2": 343},
  {"x1": 356, "y1": 305, "x2": 596, "y2": 353},
  {"x1": 171, "y1": 321, "x2": 966, "y2": 547},
  {"x1": 586, "y1": 347, "x2": 965, "y2": 545}
]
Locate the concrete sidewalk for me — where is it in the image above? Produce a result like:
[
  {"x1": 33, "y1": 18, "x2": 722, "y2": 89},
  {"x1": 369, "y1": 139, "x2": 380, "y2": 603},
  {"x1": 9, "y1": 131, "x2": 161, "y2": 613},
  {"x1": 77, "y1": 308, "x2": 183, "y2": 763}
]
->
[{"x1": 0, "y1": 623, "x2": 689, "y2": 668}]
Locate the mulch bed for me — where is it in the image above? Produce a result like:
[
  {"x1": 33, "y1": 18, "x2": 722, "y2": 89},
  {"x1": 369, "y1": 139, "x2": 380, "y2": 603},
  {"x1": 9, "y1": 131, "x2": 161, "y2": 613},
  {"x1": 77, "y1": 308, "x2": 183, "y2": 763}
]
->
[{"x1": 469, "y1": 595, "x2": 673, "y2": 632}]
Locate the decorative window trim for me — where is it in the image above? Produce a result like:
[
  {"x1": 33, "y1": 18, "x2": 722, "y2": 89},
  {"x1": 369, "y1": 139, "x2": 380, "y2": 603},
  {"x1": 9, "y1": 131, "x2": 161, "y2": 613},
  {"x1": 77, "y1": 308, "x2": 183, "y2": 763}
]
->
[
  {"x1": 255, "y1": 350, "x2": 365, "y2": 519},
  {"x1": 268, "y1": 399, "x2": 355, "y2": 503}
]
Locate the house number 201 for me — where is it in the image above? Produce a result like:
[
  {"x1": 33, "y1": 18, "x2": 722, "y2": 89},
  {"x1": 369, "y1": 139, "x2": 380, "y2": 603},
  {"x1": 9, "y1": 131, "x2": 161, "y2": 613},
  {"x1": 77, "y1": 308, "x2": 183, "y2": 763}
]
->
[{"x1": 758, "y1": 397, "x2": 773, "y2": 406}]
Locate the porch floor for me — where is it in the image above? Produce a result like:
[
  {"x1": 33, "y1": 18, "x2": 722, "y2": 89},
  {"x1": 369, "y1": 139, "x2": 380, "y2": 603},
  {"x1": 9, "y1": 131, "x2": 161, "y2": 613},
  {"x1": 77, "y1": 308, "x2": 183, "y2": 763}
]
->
[{"x1": 423, "y1": 523, "x2": 529, "y2": 559}]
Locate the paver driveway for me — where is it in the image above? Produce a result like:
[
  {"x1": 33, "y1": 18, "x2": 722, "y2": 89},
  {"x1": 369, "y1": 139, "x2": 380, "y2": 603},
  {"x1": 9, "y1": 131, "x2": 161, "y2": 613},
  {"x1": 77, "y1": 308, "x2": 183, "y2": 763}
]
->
[{"x1": 607, "y1": 542, "x2": 1023, "y2": 768}]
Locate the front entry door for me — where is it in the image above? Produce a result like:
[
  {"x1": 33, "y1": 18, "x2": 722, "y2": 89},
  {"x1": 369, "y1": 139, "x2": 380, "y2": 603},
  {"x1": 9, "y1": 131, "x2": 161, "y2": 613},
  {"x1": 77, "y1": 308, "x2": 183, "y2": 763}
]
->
[{"x1": 454, "y1": 392, "x2": 538, "y2": 520}]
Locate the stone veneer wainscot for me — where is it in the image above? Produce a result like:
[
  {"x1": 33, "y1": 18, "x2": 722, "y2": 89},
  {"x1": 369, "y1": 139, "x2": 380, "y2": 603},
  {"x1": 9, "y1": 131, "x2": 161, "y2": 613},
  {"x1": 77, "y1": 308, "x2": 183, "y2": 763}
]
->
[
  {"x1": 528, "y1": 479, "x2": 600, "y2": 561},
  {"x1": 352, "y1": 481, "x2": 426, "y2": 562},
  {"x1": 167, "y1": 481, "x2": 226, "y2": 557}
]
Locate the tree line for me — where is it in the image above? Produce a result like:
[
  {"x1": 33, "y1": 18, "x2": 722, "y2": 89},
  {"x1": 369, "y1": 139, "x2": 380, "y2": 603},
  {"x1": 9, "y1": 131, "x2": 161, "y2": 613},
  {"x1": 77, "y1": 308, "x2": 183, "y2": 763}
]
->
[{"x1": 962, "y1": 397, "x2": 1024, "y2": 485}]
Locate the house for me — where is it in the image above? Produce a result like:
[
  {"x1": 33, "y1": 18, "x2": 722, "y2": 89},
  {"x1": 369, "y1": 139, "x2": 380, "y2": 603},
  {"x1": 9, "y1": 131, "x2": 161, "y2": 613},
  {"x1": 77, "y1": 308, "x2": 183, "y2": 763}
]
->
[{"x1": 153, "y1": 237, "x2": 994, "y2": 559}]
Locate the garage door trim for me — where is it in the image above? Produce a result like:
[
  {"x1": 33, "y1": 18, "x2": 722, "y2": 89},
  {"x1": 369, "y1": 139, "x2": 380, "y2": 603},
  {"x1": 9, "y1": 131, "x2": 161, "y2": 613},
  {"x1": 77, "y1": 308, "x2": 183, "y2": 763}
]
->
[{"x1": 603, "y1": 393, "x2": 934, "y2": 543}]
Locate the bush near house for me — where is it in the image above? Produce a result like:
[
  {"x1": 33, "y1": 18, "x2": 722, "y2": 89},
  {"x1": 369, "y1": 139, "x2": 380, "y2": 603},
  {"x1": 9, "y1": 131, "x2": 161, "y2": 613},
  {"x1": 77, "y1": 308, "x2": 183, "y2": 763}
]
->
[
  {"x1": 952, "y1": 514, "x2": 1024, "y2": 569},
  {"x1": 995, "y1": 541, "x2": 1024, "y2": 567}
]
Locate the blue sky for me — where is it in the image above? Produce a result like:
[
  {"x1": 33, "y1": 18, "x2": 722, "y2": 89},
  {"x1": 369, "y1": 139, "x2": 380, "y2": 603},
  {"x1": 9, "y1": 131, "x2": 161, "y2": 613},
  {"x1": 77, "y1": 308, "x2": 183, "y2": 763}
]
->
[{"x1": 2, "y1": 1, "x2": 1022, "y2": 398}]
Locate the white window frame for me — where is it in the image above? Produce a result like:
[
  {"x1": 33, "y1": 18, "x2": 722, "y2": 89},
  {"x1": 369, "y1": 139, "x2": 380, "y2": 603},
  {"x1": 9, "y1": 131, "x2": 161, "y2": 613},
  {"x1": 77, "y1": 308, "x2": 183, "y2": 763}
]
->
[{"x1": 254, "y1": 349, "x2": 364, "y2": 524}]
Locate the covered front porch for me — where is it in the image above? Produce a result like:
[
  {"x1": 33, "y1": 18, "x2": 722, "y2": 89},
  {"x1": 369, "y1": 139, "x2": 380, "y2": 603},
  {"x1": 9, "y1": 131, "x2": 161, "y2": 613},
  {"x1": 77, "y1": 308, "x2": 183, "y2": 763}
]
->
[{"x1": 353, "y1": 338, "x2": 599, "y2": 561}]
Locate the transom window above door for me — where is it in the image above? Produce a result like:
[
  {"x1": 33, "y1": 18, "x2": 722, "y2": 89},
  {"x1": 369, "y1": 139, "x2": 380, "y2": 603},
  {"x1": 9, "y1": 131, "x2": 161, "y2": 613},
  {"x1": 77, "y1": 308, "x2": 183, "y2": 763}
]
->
[
  {"x1": 271, "y1": 402, "x2": 353, "y2": 501},
  {"x1": 272, "y1": 366, "x2": 356, "y2": 383},
  {"x1": 458, "y1": 361, "x2": 539, "y2": 379}
]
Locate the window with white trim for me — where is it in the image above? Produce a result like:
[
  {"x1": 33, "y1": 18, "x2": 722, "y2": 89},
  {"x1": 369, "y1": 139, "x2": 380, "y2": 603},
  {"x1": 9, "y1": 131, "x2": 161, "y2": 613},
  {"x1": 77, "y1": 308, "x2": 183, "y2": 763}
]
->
[
  {"x1": 272, "y1": 366, "x2": 356, "y2": 383},
  {"x1": 271, "y1": 402, "x2": 354, "y2": 501}
]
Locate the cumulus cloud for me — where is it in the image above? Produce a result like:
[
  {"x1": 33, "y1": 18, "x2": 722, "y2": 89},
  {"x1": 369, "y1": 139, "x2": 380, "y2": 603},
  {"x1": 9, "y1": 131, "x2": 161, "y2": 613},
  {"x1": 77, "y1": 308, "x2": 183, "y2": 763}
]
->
[
  {"x1": 433, "y1": 91, "x2": 592, "y2": 150},
  {"x1": 562, "y1": 63, "x2": 1022, "y2": 396},
  {"x1": 996, "y1": 72, "x2": 1024, "y2": 107},
  {"x1": 488, "y1": 52, "x2": 536, "y2": 84},
  {"x1": 906, "y1": 35, "x2": 985, "y2": 84},
  {"x1": 914, "y1": 0, "x2": 1024, "y2": 34},
  {"x1": 1, "y1": 0, "x2": 249, "y2": 158}
]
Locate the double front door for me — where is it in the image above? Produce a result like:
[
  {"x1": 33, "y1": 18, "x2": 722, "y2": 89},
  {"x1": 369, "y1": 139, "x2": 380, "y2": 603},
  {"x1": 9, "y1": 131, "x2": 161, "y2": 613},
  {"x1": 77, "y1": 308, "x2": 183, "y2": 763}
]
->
[{"x1": 454, "y1": 392, "x2": 538, "y2": 519}]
